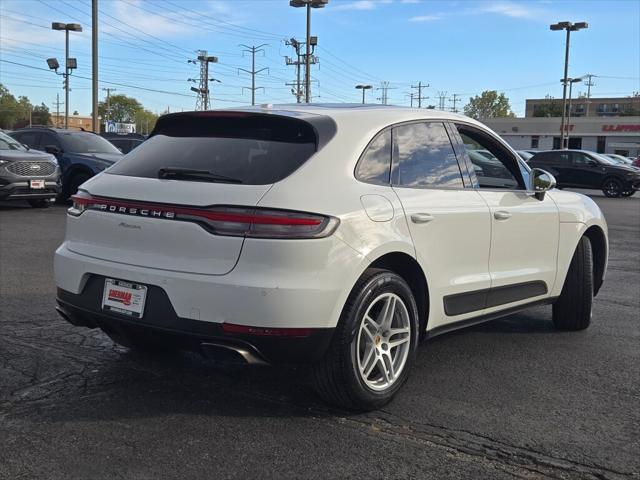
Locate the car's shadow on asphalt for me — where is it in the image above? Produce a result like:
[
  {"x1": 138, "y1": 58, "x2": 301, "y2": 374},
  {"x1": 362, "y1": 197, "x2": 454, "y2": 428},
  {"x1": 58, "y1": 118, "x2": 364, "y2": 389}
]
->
[{"x1": 11, "y1": 308, "x2": 561, "y2": 425}]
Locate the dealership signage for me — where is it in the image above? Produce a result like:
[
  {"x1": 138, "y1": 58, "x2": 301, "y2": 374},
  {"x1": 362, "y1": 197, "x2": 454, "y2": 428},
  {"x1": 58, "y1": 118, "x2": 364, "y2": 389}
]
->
[
  {"x1": 105, "y1": 121, "x2": 136, "y2": 134},
  {"x1": 602, "y1": 124, "x2": 640, "y2": 132}
]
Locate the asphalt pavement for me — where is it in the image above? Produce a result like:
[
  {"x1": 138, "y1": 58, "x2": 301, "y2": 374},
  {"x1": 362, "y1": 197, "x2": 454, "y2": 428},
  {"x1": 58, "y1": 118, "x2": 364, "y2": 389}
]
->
[{"x1": 0, "y1": 191, "x2": 638, "y2": 480}]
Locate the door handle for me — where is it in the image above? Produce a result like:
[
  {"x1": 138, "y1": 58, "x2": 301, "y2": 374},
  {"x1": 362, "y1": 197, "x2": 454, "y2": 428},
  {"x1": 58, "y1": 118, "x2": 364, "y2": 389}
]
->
[
  {"x1": 411, "y1": 213, "x2": 435, "y2": 224},
  {"x1": 494, "y1": 210, "x2": 512, "y2": 220}
]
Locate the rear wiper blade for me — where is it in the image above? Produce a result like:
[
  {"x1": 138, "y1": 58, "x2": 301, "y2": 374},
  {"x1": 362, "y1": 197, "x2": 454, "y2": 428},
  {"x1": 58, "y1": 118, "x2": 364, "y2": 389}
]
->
[{"x1": 158, "y1": 167, "x2": 242, "y2": 184}]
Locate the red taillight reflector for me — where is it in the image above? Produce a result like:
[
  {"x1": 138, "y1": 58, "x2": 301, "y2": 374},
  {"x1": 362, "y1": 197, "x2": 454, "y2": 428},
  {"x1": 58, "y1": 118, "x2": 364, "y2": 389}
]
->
[{"x1": 222, "y1": 323, "x2": 315, "y2": 338}]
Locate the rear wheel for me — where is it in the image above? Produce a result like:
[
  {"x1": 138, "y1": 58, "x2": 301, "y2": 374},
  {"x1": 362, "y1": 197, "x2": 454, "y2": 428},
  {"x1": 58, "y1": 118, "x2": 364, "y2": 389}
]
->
[
  {"x1": 602, "y1": 177, "x2": 623, "y2": 198},
  {"x1": 552, "y1": 236, "x2": 593, "y2": 331},
  {"x1": 28, "y1": 199, "x2": 50, "y2": 208},
  {"x1": 313, "y1": 269, "x2": 419, "y2": 411},
  {"x1": 62, "y1": 172, "x2": 92, "y2": 200}
]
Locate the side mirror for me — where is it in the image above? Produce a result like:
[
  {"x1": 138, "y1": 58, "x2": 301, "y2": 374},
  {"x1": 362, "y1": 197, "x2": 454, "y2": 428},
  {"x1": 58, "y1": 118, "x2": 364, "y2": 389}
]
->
[
  {"x1": 44, "y1": 145, "x2": 62, "y2": 155},
  {"x1": 531, "y1": 168, "x2": 556, "y2": 200}
]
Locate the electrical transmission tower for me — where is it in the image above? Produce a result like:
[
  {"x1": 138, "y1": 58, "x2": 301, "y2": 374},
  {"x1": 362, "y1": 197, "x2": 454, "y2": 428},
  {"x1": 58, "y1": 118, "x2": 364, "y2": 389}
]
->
[
  {"x1": 377, "y1": 81, "x2": 396, "y2": 105},
  {"x1": 449, "y1": 93, "x2": 461, "y2": 113},
  {"x1": 189, "y1": 50, "x2": 219, "y2": 110},
  {"x1": 238, "y1": 44, "x2": 269, "y2": 106},
  {"x1": 285, "y1": 37, "x2": 318, "y2": 103},
  {"x1": 411, "y1": 81, "x2": 429, "y2": 108},
  {"x1": 437, "y1": 91, "x2": 448, "y2": 110}
]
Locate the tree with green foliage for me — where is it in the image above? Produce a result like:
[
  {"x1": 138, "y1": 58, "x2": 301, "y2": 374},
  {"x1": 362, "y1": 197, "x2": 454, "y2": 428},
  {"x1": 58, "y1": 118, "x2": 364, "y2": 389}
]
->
[
  {"x1": 0, "y1": 84, "x2": 31, "y2": 129},
  {"x1": 98, "y1": 93, "x2": 143, "y2": 124},
  {"x1": 463, "y1": 90, "x2": 514, "y2": 119},
  {"x1": 532, "y1": 101, "x2": 564, "y2": 117}
]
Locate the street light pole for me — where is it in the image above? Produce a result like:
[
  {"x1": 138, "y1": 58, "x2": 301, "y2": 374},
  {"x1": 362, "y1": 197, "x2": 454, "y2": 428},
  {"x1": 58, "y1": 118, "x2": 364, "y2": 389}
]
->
[
  {"x1": 51, "y1": 22, "x2": 82, "y2": 129},
  {"x1": 550, "y1": 21, "x2": 588, "y2": 149},
  {"x1": 290, "y1": 0, "x2": 328, "y2": 103},
  {"x1": 356, "y1": 84, "x2": 372, "y2": 104},
  {"x1": 566, "y1": 77, "x2": 582, "y2": 148}
]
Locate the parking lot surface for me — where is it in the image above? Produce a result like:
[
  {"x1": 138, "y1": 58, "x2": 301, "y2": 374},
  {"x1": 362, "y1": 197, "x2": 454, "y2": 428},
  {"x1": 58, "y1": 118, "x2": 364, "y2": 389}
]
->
[{"x1": 0, "y1": 192, "x2": 638, "y2": 480}]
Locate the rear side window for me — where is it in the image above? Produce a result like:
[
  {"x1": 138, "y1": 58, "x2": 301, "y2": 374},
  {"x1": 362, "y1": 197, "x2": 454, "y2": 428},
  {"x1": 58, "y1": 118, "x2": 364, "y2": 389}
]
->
[
  {"x1": 394, "y1": 122, "x2": 464, "y2": 189},
  {"x1": 355, "y1": 130, "x2": 392, "y2": 185},
  {"x1": 107, "y1": 113, "x2": 327, "y2": 185}
]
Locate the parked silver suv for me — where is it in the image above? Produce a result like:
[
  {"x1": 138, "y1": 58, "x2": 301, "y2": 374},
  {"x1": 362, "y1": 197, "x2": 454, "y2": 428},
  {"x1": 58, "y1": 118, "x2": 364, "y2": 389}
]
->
[{"x1": 0, "y1": 131, "x2": 60, "y2": 207}]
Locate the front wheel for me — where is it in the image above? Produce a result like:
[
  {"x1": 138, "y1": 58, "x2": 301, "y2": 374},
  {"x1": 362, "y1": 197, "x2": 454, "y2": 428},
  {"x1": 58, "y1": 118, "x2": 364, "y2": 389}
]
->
[
  {"x1": 552, "y1": 236, "x2": 593, "y2": 331},
  {"x1": 313, "y1": 269, "x2": 419, "y2": 411},
  {"x1": 602, "y1": 178, "x2": 623, "y2": 198}
]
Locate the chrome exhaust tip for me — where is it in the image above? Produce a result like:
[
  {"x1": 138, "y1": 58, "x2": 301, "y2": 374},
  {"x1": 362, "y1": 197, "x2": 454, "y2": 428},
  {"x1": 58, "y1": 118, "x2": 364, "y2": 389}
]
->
[{"x1": 200, "y1": 342, "x2": 269, "y2": 366}]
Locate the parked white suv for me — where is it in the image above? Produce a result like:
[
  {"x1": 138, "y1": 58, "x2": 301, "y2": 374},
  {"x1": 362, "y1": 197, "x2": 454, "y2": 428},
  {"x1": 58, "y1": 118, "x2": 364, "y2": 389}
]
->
[{"x1": 55, "y1": 105, "x2": 608, "y2": 410}]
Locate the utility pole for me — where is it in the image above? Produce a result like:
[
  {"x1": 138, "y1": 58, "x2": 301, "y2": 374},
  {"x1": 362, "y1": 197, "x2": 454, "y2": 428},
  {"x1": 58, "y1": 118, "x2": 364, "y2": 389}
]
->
[
  {"x1": 406, "y1": 92, "x2": 414, "y2": 108},
  {"x1": 411, "y1": 81, "x2": 429, "y2": 108},
  {"x1": 377, "y1": 81, "x2": 396, "y2": 105},
  {"x1": 91, "y1": 0, "x2": 98, "y2": 132},
  {"x1": 449, "y1": 93, "x2": 461, "y2": 113},
  {"x1": 437, "y1": 91, "x2": 448, "y2": 110},
  {"x1": 238, "y1": 44, "x2": 269, "y2": 106},
  {"x1": 102, "y1": 87, "x2": 116, "y2": 124},
  {"x1": 285, "y1": 38, "x2": 304, "y2": 103},
  {"x1": 189, "y1": 51, "x2": 218, "y2": 110},
  {"x1": 583, "y1": 73, "x2": 595, "y2": 116},
  {"x1": 52, "y1": 94, "x2": 64, "y2": 127}
]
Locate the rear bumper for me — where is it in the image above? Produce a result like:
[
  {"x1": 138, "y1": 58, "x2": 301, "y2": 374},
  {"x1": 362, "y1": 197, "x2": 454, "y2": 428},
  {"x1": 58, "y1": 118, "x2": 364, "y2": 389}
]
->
[{"x1": 56, "y1": 277, "x2": 334, "y2": 364}]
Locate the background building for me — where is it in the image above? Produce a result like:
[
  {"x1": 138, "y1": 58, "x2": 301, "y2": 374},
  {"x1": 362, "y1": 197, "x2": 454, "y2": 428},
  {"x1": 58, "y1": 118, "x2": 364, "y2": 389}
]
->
[
  {"x1": 50, "y1": 113, "x2": 93, "y2": 130},
  {"x1": 525, "y1": 94, "x2": 640, "y2": 118},
  {"x1": 482, "y1": 116, "x2": 640, "y2": 157}
]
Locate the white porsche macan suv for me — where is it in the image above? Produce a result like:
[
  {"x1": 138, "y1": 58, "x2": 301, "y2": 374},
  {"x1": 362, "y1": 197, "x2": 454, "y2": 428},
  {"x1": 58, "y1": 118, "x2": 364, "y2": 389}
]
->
[{"x1": 54, "y1": 105, "x2": 608, "y2": 410}]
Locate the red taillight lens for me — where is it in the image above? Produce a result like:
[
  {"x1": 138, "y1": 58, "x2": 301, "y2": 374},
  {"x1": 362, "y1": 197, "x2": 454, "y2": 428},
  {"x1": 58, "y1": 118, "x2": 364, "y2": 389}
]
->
[
  {"x1": 67, "y1": 193, "x2": 339, "y2": 239},
  {"x1": 222, "y1": 323, "x2": 315, "y2": 337}
]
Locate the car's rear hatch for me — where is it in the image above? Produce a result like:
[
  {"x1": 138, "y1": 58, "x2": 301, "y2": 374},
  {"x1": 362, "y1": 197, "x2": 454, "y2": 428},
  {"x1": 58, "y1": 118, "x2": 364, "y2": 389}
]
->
[{"x1": 65, "y1": 110, "x2": 334, "y2": 276}]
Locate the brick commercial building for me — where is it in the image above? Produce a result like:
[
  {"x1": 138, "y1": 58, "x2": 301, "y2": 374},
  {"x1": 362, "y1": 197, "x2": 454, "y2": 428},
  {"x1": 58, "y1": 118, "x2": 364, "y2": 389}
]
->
[{"x1": 525, "y1": 95, "x2": 640, "y2": 118}]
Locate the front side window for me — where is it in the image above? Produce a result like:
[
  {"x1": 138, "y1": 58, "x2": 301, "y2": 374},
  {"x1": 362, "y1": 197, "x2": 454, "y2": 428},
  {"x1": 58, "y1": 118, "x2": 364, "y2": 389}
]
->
[
  {"x1": 393, "y1": 122, "x2": 464, "y2": 189},
  {"x1": 455, "y1": 124, "x2": 523, "y2": 190},
  {"x1": 355, "y1": 130, "x2": 391, "y2": 185},
  {"x1": 13, "y1": 131, "x2": 40, "y2": 149}
]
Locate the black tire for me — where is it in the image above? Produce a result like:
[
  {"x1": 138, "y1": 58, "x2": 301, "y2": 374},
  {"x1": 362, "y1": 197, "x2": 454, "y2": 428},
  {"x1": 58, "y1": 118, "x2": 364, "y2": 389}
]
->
[
  {"x1": 552, "y1": 236, "x2": 593, "y2": 331},
  {"x1": 601, "y1": 177, "x2": 623, "y2": 198},
  {"x1": 312, "y1": 268, "x2": 420, "y2": 411},
  {"x1": 28, "y1": 199, "x2": 51, "y2": 208},
  {"x1": 63, "y1": 172, "x2": 92, "y2": 200}
]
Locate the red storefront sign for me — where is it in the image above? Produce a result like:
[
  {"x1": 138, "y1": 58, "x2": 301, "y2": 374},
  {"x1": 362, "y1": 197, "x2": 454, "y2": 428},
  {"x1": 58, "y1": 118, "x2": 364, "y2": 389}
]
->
[{"x1": 602, "y1": 124, "x2": 640, "y2": 132}]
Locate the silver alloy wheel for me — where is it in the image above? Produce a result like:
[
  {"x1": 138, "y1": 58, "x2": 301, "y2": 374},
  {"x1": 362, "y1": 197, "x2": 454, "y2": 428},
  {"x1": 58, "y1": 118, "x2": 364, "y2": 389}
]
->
[{"x1": 355, "y1": 292, "x2": 411, "y2": 391}]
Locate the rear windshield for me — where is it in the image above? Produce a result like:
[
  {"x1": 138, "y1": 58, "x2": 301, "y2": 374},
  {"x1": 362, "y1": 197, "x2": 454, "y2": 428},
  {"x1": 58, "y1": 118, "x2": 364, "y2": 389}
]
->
[
  {"x1": 107, "y1": 112, "x2": 328, "y2": 185},
  {"x1": 59, "y1": 132, "x2": 122, "y2": 154}
]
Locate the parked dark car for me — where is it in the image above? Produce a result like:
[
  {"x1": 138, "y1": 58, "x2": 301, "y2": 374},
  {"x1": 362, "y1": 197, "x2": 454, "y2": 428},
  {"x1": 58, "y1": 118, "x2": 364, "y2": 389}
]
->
[
  {"x1": 9, "y1": 128, "x2": 123, "y2": 199},
  {"x1": 0, "y1": 131, "x2": 61, "y2": 207},
  {"x1": 101, "y1": 132, "x2": 145, "y2": 154},
  {"x1": 528, "y1": 149, "x2": 640, "y2": 197}
]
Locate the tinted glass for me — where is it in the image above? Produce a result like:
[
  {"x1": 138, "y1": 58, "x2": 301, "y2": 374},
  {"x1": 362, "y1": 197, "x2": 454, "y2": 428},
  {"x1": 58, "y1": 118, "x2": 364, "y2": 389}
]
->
[
  {"x1": 355, "y1": 130, "x2": 391, "y2": 184},
  {"x1": 108, "y1": 115, "x2": 319, "y2": 185},
  {"x1": 59, "y1": 132, "x2": 121, "y2": 154},
  {"x1": 0, "y1": 131, "x2": 26, "y2": 151},
  {"x1": 458, "y1": 130, "x2": 520, "y2": 189},
  {"x1": 40, "y1": 132, "x2": 62, "y2": 149},
  {"x1": 394, "y1": 122, "x2": 463, "y2": 188},
  {"x1": 14, "y1": 131, "x2": 40, "y2": 149}
]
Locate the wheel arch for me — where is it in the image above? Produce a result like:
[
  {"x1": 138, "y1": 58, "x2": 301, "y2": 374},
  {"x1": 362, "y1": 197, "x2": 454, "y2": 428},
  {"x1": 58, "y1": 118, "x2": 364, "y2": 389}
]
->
[
  {"x1": 368, "y1": 252, "x2": 429, "y2": 338},
  {"x1": 583, "y1": 224, "x2": 607, "y2": 296}
]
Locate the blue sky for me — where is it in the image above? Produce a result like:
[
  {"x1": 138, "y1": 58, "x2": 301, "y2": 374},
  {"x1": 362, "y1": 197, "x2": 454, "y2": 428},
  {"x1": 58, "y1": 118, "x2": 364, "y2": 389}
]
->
[{"x1": 1, "y1": 0, "x2": 638, "y2": 117}]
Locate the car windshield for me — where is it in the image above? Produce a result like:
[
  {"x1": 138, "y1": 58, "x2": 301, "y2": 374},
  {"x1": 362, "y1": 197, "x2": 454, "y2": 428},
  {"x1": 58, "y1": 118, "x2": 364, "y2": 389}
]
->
[
  {"x1": 59, "y1": 132, "x2": 121, "y2": 154},
  {"x1": 0, "y1": 131, "x2": 27, "y2": 151},
  {"x1": 591, "y1": 153, "x2": 619, "y2": 166}
]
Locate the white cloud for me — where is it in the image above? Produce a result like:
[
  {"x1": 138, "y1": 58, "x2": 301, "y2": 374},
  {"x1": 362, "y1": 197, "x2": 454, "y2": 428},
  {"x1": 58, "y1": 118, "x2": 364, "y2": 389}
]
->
[
  {"x1": 400, "y1": 0, "x2": 421, "y2": 3},
  {"x1": 409, "y1": 14, "x2": 441, "y2": 22},
  {"x1": 332, "y1": 1, "x2": 378, "y2": 11},
  {"x1": 478, "y1": 1, "x2": 537, "y2": 19}
]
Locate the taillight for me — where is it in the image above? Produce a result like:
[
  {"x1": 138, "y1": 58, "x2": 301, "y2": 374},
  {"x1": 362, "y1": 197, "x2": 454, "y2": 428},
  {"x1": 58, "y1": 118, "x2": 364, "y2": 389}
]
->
[
  {"x1": 67, "y1": 192, "x2": 339, "y2": 239},
  {"x1": 68, "y1": 191, "x2": 93, "y2": 217}
]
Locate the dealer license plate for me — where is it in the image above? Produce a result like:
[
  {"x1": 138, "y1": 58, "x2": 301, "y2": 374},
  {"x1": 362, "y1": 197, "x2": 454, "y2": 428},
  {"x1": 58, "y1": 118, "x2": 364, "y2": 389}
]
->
[
  {"x1": 102, "y1": 278, "x2": 147, "y2": 318},
  {"x1": 30, "y1": 179, "x2": 45, "y2": 189}
]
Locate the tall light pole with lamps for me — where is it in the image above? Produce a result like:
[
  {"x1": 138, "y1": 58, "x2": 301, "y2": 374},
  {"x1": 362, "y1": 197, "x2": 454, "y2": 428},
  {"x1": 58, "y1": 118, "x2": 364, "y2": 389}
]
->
[
  {"x1": 550, "y1": 21, "x2": 588, "y2": 149},
  {"x1": 356, "y1": 84, "x2": 372, "y2": 104},
  {"x1": 289, "y1": 0, "x2": 328, "y2": 103},
  {"x1": 48, "y1": 22, "x2": 82, "y2": 129},
  {"x1": 565, "y1": 77, "x2": 583, "y2": 148}
]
